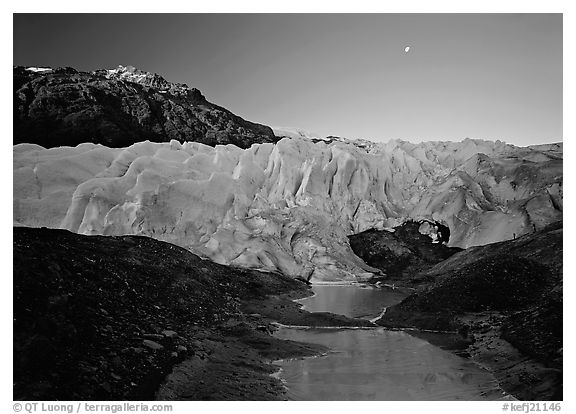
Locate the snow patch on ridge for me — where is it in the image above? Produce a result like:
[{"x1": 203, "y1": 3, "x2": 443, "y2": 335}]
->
[
  {"x1": 25, "y1": 67, "x2": 52, "y2": 73},
  {"x1": 272, "y1": 127, "x2": 325, "y2": 140}
]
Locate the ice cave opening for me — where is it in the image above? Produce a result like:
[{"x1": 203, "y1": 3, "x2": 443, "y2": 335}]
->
[{"x1": 417, "y1": 220, "x2": 451, "y2": 244}]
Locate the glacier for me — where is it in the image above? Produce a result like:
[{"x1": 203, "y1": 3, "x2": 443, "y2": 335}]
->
[{"x1": 13, "y1": 137, "x2": 562, "y2": 282}]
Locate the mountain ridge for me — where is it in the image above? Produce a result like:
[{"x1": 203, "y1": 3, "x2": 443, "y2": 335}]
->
[{"x1": 13, "y1": 65, "x2": 277, "y2": 149}]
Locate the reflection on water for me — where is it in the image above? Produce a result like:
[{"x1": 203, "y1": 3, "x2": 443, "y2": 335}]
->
[
  {"x1": 274, "y1": 327, "x2": 507, "y2": 400},
  {"x1": 297, "y1": 284, "x2": 407, "y2": 320},
  {"x1": 274, "y1": 284, "x2": 510, "y2": 401}
]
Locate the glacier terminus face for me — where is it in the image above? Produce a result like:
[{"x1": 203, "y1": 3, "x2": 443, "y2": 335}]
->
[{"x1": 13, "y1": 137, "x2": 562, "y2": 282}]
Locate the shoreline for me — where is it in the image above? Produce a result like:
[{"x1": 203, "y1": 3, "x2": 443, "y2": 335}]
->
[
  {"x1": 457, "y1": 313, "x2": 562, "y2": 401},
  {"x1": 257, "y1": 285, "x2": 520, "y2": 401},
  {"x1": 14, "y1": 227, "x2": 350, "y2": 401},
  {"x1": 261, "y1": 283, "x2": 560, "y2": 401},
  {"x1": 378, "y1": 308, "x2": 562, "y2": 401},
  {"x1": 156, "y1": 288, "x2": 374, "y2": 400}
]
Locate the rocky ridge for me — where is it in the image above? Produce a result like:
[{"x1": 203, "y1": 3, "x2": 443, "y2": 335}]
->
[{"x1": 14, "y1": 65, "x2": 277, "y2": 149}]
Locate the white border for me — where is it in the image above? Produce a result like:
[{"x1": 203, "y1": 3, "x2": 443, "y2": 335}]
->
[{"x1": 3, "y1": 2, "x2": 572, "y2": 411}]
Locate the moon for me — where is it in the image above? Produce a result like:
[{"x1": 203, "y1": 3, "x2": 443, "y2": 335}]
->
[{"x1": 404, "y1": 46, "x2": 411, "y2": 53}]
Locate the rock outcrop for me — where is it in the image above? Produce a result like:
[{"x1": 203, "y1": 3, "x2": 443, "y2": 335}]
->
[
  {"x1": 348, "y1": 221, "x2": 462, "y2": 280},
  {"x1": 13, "y1": 136, "x2": 562, "y2": 282},
  {"x1": 14, "y1": 65, "x2": 277, "y2": 149}
]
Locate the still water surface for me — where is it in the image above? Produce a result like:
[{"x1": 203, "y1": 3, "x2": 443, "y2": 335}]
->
[
  {"x1": 273, "y1": 285, "x2": 509, "y2": 400},
  {"x1": 295, "y1": 284, "x2": 406, "y2": 320}
]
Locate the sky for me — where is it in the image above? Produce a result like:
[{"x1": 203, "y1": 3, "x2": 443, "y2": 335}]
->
[{"x1": 13, "y1": 13, "x2": 562, "y2": 146}]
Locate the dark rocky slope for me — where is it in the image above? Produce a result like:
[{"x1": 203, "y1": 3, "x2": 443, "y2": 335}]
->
[
  {"x1": 15, "y1": 227, "x2": 374, "y2": 400},
  {"x1": 348, "y1": 221, "x2": 462, "y2": 282},
  {"x1": 378, "y1": 221, "x2": 563, "y2": 400},
  {"x1": 14, "y1": 65, "x2": 277, "y2": 149}
]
